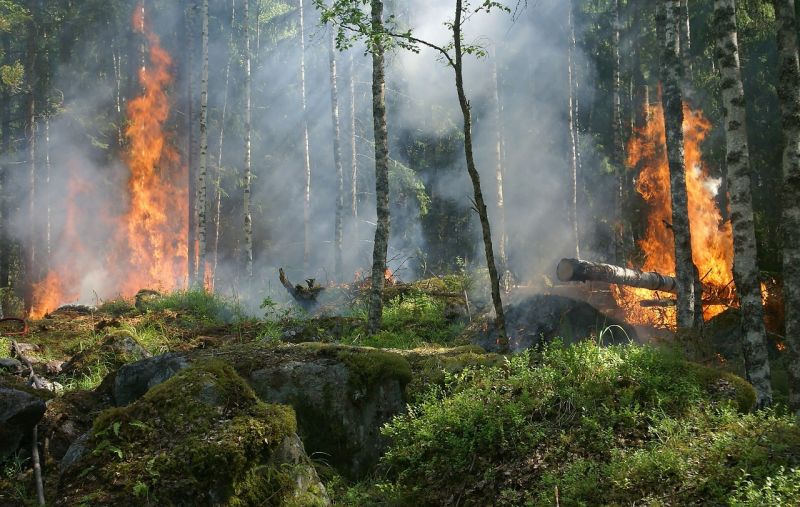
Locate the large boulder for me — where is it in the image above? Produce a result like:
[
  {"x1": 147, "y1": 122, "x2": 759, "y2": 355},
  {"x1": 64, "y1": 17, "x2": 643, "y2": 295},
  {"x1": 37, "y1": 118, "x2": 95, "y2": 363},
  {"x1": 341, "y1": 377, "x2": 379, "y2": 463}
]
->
[
  {"x1": 0, "y1": 387, "x2": 47, "y2": 459},
  {"x1": 470, "y1": 294, "x2": 637, "y2": 352},
  {"x1": 112, "y1": 352, "x2": 189, "y2": 406},
  {"x1": 57, "y1": 360, "x2": 329, "y2": 506}
]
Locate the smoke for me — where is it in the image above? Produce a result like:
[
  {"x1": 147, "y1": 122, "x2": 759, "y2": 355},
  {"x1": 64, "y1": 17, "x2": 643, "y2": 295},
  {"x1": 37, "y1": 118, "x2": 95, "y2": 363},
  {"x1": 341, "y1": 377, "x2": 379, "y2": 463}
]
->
[{"x1": 4, "y1": 0, "x2": 610, "y2": 312}]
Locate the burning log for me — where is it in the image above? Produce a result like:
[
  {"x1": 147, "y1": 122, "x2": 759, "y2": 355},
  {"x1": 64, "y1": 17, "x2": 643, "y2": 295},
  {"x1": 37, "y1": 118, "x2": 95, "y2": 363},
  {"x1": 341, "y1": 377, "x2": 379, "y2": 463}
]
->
[{"x1": 557, "y1": 258, "x2": 678, "y2": 293}]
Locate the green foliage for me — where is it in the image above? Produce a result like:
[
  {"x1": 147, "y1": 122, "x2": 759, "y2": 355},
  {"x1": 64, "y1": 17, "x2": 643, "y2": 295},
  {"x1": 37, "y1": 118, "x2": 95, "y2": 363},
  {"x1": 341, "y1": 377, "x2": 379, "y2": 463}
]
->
[
  {"x1": 97, "y1": 297, "x2": 137, "y2": 317},
  {"x1": 374, "y1": 342, "x2": 793, "y2": 506},
  {"x1": 0, "y1": 60, "x2": 23, "y2": 90},
  {"x1": 144, "y1": 289, "x2": 244, "y2": 324},
  {"x1": 730, "y1": 467, "x2": 800, "y2": 506}
]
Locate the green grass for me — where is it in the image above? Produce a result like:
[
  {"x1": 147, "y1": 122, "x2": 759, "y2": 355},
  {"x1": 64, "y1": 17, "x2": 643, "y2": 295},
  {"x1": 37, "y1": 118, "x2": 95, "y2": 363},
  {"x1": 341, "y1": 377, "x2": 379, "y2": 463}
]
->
[{"x1": 144, "y1": 289, "x2": 244, "y2": 324}]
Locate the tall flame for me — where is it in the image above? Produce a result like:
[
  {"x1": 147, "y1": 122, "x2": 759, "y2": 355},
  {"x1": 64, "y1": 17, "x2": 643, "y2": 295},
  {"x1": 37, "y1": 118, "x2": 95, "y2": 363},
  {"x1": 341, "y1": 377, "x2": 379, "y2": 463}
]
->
[
  {"x1": 116, "y1": 3, "x2": 187, "y2": 295},
  {"x1": 29, "y1": 3, "x2": 187, "y2": 317},
  {"x1": 615, "y1": 101, "x2": 735, "y2": 327}
]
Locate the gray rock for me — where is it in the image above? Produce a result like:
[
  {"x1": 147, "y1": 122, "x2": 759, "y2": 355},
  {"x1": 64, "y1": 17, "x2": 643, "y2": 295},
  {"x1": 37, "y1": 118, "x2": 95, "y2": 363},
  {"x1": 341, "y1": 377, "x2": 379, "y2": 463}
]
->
[
  {"x1": 59, "y1": 431, "x2": 90, "y2": 475},
  {"x1": 474, "y1": 294, "x2": 637, "y2": 352},
  {"x1": 0, "y1": 357, "x2": 22, "y2": 372},
  {"x1": 112, "y1": 353, "x2": 189, "y2": 406},
  {"x1": 248, "y1": 355, "x2": 407, "y2": 479},
  {"x1": 0, "y1": 387, "x2": 47, "y2": 458},
  {"x1": 271, "y1": 434, "x2": 331, "y2": 506}
]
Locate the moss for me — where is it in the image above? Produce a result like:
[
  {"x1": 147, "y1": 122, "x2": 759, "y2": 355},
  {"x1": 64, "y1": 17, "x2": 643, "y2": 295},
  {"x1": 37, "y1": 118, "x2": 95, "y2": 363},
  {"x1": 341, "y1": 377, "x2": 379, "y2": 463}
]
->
[
  {"x1": 59, "y1": 360, "x2": 309, "y2": 506},
  {"x1": 684, "y1": 361, "x2": 757, "y2": 412},
  {"x1": 404, "y1": 349, "x2": 504, "y2": 399},
  {"x1": 336, "y1": 348, "x2": 412, "y2": 392}
]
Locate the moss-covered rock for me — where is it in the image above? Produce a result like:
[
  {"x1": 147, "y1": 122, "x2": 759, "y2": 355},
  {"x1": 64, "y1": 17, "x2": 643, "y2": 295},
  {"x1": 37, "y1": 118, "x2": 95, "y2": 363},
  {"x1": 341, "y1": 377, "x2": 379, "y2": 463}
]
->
[
  {"x1": 60, "y1": 331, "x2": 150, "y2": 382},
  {"x1": 56, "y1": 360, "x2": 329, "y2": 506}
]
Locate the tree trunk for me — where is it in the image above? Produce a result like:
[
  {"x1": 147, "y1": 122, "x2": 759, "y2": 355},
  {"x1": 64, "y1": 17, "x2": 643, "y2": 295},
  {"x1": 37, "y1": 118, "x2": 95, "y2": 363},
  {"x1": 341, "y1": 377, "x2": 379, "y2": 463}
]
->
[
  {"x1": 186, "y1": 4, "x2": 197, "y2": 287},
  {"x1": 24, "y1": 17, "x2": 37, "y2": 314},
  {"x1": 613, "y1": 0, "x2": 625, "y2": 264},
  {"x1": 0, "y1": 34, "x2": 10, "y2": 289},
  {"x1": 329, "y1": 28, "x2": 345, "y2": 281},
  {"x1": 557, "y1": 258, "x2": 678, "y2": 292},
  {"x1": 491, "y1": 53, "x2": 509, "y2": 277},
  {"x1": 567, "y1": 0, "x2": 580, "y2": 260},
  {"x1": 299, "y1": 0, "x2": 312, "y2": 269},
  {"x1": 213, "y1": 0, "x2": 236, "y2": 285},
  {"x1": 713, "y1": 0, "x2": 773, "y2": 407},
  {"x1": 243, "y1": 0, "x2": 253, "y2": 279},
  {"x1": 660, "y1": 0, "x2": 699, "y2": 331},
  {"x1": 453, "y1": 0, "x2": 508, "y2": 350},
  {"x1": 679, "y1": 0, "x2": 693, "y2": 81},
  {"x1": 367, "y1": 0, "x2": 390, "y2": 335},
  {"x1": 772, "y1": 0, "x2": 800, "y2": 415},
  {"x1": 197, "y1": 0, "x2": 209, "y2": 288},
  {"x1": 349, "y1": 52, "x2": 359, "y2": 239}
]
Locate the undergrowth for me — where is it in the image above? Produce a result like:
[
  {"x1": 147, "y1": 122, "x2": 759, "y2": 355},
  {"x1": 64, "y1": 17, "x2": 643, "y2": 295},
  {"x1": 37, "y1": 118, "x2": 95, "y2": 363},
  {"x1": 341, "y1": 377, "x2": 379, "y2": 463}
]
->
[{"x1": 331, "y1": 341, "x2": 799, "y2": 506}]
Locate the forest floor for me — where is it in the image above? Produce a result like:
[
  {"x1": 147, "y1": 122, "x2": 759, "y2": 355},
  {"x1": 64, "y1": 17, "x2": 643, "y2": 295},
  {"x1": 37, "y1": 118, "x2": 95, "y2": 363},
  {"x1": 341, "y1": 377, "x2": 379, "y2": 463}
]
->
[{"x1": 1, "y1": 282, "x2": 799, "y2": 506}]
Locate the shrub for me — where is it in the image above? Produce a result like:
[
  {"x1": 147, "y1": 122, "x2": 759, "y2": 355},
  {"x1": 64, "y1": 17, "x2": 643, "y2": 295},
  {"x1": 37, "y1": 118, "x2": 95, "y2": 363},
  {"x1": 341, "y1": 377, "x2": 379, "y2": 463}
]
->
[{"x1": 378, "y1": 342, "x2": 797, "y2": 506}]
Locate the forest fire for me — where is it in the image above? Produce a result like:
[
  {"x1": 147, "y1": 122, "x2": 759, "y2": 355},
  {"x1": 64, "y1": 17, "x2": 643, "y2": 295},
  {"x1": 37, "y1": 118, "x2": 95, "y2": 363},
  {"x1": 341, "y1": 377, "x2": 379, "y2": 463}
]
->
[
  {"x1": 613, "y1": 102, "x2": 735, "y2": 327},
  {"x1": 29, "y1": 4, "x2": 187, "y2": 317}
]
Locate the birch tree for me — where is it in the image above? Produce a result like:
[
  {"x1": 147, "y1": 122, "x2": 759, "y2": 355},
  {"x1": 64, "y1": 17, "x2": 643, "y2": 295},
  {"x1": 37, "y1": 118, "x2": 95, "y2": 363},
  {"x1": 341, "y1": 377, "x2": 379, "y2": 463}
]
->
[
  {"x1": 329, "y1": 27, "x2": 345, "y2": 281},
  {"x1": 197, "y1": 0, "x2": 209, "y2": 288},
  {"x1": 713, "y1": 0, "x2": 772, "y2": 407},
  {"x1": 660, "y1": 0, "x2": 699, "y2": 330},
  {"x1": 299, "y1": 0, "x2": 313, "y2": 269},
  {"x1": 772, "y1": 0, "x2": 800, "y2": 415},
  {"x1": 567, "y1": 0, "x2": 580, "y2": 260},
  {"x1": 243, "y1": 0, "x2": 253, "y2": 279}
]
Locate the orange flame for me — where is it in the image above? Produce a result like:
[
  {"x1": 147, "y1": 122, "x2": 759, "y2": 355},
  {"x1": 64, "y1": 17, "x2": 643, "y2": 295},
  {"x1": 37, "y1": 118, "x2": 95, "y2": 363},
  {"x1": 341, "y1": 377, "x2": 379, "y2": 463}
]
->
[
  {"x1": 614, "y1": 101, "x2": 735, "y2": 327},
  {"x1": 30, "y1": 3, "x2": 187, "y2": 317},
  {"x1": 115, "y1": 3, "x2": 187, "y2": 295}
]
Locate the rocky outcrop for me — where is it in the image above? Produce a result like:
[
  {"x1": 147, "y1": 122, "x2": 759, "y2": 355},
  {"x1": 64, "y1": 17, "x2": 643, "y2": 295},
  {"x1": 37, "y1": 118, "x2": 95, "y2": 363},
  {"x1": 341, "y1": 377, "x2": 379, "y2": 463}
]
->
[
  {"x1": 112, "y1": 352, "x2": 188, "y2": 406},
  {"x1": 57, "y1": 361, "x2": 329, "y2": 506},
  {"x1": 469, "y1": 294, "x2": 637, "y2": 352},
  {"x1": 0, "y1": 388, "x2": 47, "y2": 459}
]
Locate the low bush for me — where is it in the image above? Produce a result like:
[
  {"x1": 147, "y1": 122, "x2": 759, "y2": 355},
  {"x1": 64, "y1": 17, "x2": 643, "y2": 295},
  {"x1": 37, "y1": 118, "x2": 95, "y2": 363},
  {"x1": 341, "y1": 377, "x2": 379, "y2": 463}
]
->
[{"x1": 368, "y1": 341, "x2": 798, "y2": 506}]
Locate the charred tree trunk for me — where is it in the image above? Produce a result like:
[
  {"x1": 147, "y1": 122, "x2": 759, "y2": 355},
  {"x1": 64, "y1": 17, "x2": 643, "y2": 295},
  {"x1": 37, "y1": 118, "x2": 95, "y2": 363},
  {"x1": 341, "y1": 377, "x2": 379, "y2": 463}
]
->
[
  {"x1": 772, "y1": 0, "x2": 800, "y2": 415},
  {"x1": 213, "y1": 0, "x2": 236, "y2": 286},
  {"x1": 243, "y1": 0, "x2": 253, "y2": 279},
  {"x1": 367, "y1": 0, "x2": 390, "y2": 336},
  {"x1": 197, "y1": 0, "x2": 209, "y2": 288},
  {"x1": 329, "y1": 27, "x2": 345, "y2": 281},
  {"x1": 713, "y1": 0, "x2": 772, "y2": 407},
  {"x1": 660, "y1": 0, "x2": 699, "y2": 331},
  {"x1": 567, "y1": 0, "x2": 581, "y2": 260},
  {"x1": 557, "y1": 258, "x2": 678, "y2": 292},
  {"x1": 299, "y1": 0, "x2": 312, "y2": 269},
  {"x1": 453, "y1": 0, "x2": 507, "y2": 350}
]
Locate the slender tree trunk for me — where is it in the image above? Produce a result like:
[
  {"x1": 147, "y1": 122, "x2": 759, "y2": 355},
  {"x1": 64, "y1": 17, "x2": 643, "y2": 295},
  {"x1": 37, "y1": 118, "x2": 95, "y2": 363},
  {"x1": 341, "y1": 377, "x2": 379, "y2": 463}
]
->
[
  {"x1": 0, "y1": 34, "x2": 11, "y2": 289},
  {"x1": 186, "y1": 4, "x2": 197, "y2": 286},
  {"x1": 453, "y1": 0, "x2": 508, "y2": 350},
  {"x1": 772, "y1": 0, "x2": 800, "y2": 415},
  {"x1": 329, "y1": 28, "x2": 345, "y2": 280},
  {"x1": 197, "y1": 0, "x2": 209, "y2": 288},
  {"x1": 660, "y1": 0, "x2": 699, "y2": 330},
  {"x1": 213, "y1": 0, "x2": 236, "y2": 284},
  {"x1": 613, "y1": 0, "x2": 626, "y2": 264},
  {"x1": 243, "y1": 0, "x2": 253, "y2": 279},
  {"x1": 713, "y1": 0, "x2": 772, "y2": 407},
  {"x1": 24, "y1": 19, "x2": 37, "y2": 314},
  {"x1": 367, "y1": 0, "x2": 390, "y2": 335},
  {"x1": 679, "y1": 0, "x2": 693, "y2": 81},
  {"x1": 491, "y1": 53, "x2": 509, "y2": 277},
  {"x1": 567, "y1": 0, "x2": 580, "y2": 260},
  {"x1": 299, "y1": 0, "x2": 312, "y2": 269},
  {"x1": 350, "y1": 52, "x2": 359, "y2": 241}
]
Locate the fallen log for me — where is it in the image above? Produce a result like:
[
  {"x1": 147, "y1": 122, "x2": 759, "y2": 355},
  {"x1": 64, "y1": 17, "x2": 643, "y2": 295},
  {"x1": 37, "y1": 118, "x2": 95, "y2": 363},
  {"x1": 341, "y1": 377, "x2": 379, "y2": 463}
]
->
[{"x1": 557, "y1": 258, "x2": 678, "y2": 293}]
